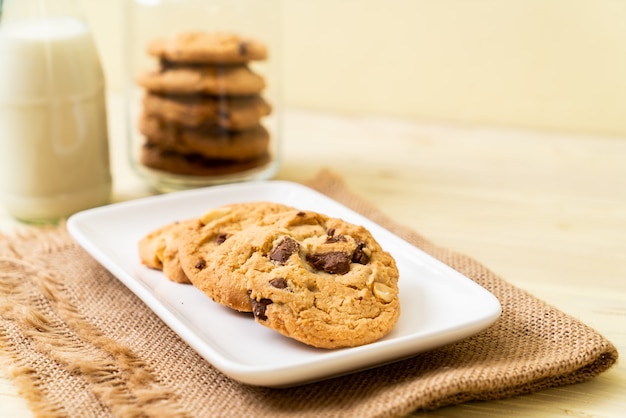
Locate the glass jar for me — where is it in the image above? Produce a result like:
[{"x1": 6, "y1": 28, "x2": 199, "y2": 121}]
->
[
  {"x1": 0, "y1": 0, "x2": 112, "y2": 224},
  {"x1": 125, "y1": 0, "x2": 282, "y2": 193}
]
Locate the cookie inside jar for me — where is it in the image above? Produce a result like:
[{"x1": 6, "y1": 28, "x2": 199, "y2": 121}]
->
[{"x1": 133, "y1": 30, "x2": 279, "y2": 190}]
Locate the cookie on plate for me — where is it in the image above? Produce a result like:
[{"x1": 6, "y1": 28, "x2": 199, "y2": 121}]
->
[
  {"x1": 139, "y1": 202, "x2": 293, "y2": 285},
  {"x1": 138, "y1": 219, "x2": 197, "y2": 284},
  {"x1": 177, "y1": 202, "x2": 298, "y2": 310},
  {"x1": 147, "y1": 31, "x2": 267, "y2": 64},
  {"x1": 190, "y1": 209, "x2": 401, "y2": 348}
]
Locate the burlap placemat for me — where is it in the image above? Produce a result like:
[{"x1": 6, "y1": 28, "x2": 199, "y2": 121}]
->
[{"x1": 0, "y1": 170, "x2": 618, "y2": 418}]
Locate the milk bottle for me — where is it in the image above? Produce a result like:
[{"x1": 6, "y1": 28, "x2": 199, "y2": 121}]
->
[{"x1": 0, "y1": 0, "x2": 112, "y2": 224}]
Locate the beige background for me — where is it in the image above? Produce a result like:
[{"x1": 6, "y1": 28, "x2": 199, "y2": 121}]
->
[{"x1": 83, "y1": 0, "x2": 626, "y2": 137}]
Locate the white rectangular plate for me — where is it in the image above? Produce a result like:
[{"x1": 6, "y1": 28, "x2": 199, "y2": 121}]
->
[{"x1": 67, "y1": 180, "x2": 501, "y2": 387}]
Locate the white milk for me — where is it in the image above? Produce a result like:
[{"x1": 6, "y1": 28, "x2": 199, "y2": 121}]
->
[{"x1": 0, "y1": 17, "x2": 111, "y2": 223}]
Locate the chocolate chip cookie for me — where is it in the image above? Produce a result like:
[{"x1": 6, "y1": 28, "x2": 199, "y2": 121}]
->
[
  {"x1": 136, "y1": 64, "x2": 266, "y2": 96},
  {"x1": 191, "y1": 209, "x2": 401, "y2": 348},
  {"x1": 177, "y1": 202, "x2": 298, "y2": 311},
  {"x1": 139, "y1": 115, "x2": 270, "y2": 161},
  {"x1": 142, "y1": 93, "x2": 271, "y2": 129},
  {"x1": 147, "y1": 31, "x2": 268, "y2": 64},
  {"x1": 138, "y1": 219, "x2": 197, "y2": 284},
  {"x1": 140, "y1": 144, "x2": 271, "y2": 177}
]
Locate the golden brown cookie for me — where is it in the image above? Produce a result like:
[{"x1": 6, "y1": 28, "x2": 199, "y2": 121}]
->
[
  {"x1": 138, "y1": 219, "x2": 197, "y2": 284},
  {"x1": 147, "y1": 31, "x2": 267, "y2": 64},
  {"x1": 186, "y1": 208, "x2": 400, "y2": 348},
  {"x1": 136, "y1": 64, "x2": 265, "y2": 96},
  {"x1": 139, "y1": 115, "x2": 270, "y2": 161},
  {"x1": 139, "y1": 202, "x2": 293, "y2": 286},
  {"x1": 140, "y1": 143, "x2": 271, "y2": 177},
  {"x1": 177, "y1": 202, "x2": 297, "y2": 311},
  {"x1": 142, "y1": 93, "x2": 272, "y2": 129}
]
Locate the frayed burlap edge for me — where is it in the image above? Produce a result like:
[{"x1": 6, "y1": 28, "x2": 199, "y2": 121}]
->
[{"x1": 0, "y1": 226, "x2": 191, "y2": 418}]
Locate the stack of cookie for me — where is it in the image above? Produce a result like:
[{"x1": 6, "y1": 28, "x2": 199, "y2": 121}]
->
[
  {"x1": 138, "y1": 202, "x2": 401, "y2": 349},
  {"x1": 136, "y1": 31, "x2": 272, "y2": 177}
]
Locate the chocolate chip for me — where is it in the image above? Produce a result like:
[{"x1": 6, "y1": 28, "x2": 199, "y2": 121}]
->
[
  {"x1": 238, "y1": 41, "x2": 248, "y2": 56},
  {"x1": 326, "y1": 233, "x2": 347, "y2": 243},
  {"x1": 159, "y1": 58, "x2": 173, "y2": 72},
  {"x1": 215, "y1": 233, "x2": 228, "y2": 245},
  {"x1": 194, "y1": 259, "x2": 206, "y2": 270},
  {"x1": 270, "y1": 278, "x2": 288, "y2": 289},
  {"x1": 250, "y1": 298, "x2": 273, "y2": 321},
  {"x1": 269, "y1": 237, "x2": 299, "y2": 264},
  {"x1": 327, "y1": 228, "x2": 335, "y2": 237},
  {"x1": 296, "y1": 211, "x2": 306, "y2": 217},
  {"x1": 352, "y1": 240, "x2": 370, "y2": 265},
  {"x1": 306, "y1": 251, "x2": 351, "y2": 275}
]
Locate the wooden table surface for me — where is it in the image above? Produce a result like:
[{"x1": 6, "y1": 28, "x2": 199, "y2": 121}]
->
[{"x1": 1, "y1": 99, "x2": 625, "y2": 417}]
